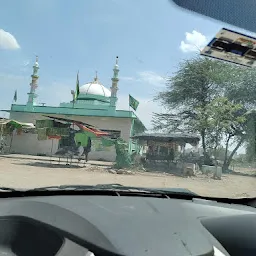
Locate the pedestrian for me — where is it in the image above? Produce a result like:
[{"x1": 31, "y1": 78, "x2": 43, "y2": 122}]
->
[
  {"x1": 84, "y1": 137, "x2": 91, "y2": 162},
  {"x1": 76, "y1": 142, "x2": 84, "y2": 161}
]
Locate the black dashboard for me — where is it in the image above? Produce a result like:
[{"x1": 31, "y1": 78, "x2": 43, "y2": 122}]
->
[{"x1": 0, "y1": 194, "x2": 255, "y2": 256}]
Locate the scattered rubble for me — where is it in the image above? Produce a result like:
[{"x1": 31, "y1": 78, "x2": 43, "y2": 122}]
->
[
  {"x1": 108, "y1": 169, "x2": 134, "y2": 175},
  {"x1": 108, "y1": 169, "x2": 117, "y2": 174}
]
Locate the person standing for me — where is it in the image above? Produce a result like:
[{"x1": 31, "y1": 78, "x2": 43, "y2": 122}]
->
[
  {"x1": 76, "y1": 142, "x2": 84, "y2": 161},
  {"x1": 84, "y1": 137, "x2": 91, "y2": 162}
]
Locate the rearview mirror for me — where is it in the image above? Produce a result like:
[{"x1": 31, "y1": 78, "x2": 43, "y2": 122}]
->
[{"x1": 170, "y1": 0, "x2": 256, "y2": 33}]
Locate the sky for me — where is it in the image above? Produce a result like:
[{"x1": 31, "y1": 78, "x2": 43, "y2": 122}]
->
[{"x1": 0, "y1": 0, "x2": 253, "y2": 132}]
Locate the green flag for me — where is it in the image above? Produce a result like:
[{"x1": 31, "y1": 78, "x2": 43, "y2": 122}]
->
[
  {"x1": 13, "y1": 90, "x2": 17, "y2": 102},
  {"x1": 75, "y1": 72, "x2": 80, "y2": 100},
  {"x1": 129, "y1": 94, "x2": 139, "y2": 111}
]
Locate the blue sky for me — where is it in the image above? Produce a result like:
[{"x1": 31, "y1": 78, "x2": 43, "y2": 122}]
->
[{"x1": 0, "y1": 0, "x2": 250, "y2": 129}]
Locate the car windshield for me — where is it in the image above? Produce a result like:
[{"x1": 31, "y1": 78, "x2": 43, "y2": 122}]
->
[{"x1": 0, "y1": 0, "x2": 255, "y2": 199}]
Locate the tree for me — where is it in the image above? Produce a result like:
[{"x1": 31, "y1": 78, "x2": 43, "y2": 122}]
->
[
  {"x1": 223, "y1": 72, "x2": 256, "y2": 167},
  {"x1": 225, "y1": 69, "x2": 256, "y2": 163},
  {"x1": 208, "y1": 147, "x2": 230, "y2": 162},
  {"x1": 152, "y1": 57, "x2": 241, "y2": 159},
  {"x1": 225, "y1": 68, "x2": 256, "y2": 107},
  {"x1": 202, "y1": 97, "x2": 246, "y2": 171},
  {"x1": 152, "y1": 56, "x2": 255, "y2": 170},
  {"x1": 245, "y1": 110, "x2": 256, "y2": 162}
]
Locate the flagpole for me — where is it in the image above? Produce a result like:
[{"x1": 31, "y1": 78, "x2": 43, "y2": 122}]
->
[
  {"x1": 128, "y1": 94, "x2": 140, "y2": 154},
  {"x1": 128, "y1": 95, "x2": 132, "y2": 154},
  {"x1": 129, "y1": 94, "x2": 131, "y2": 118}
]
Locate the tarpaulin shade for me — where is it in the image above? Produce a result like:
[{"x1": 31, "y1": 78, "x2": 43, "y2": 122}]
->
[
  {"x1": 48, "y1": 135, "x2": 62, "y2": 140},
  {"x1": 74, "y1": 122, "x2": 109, "y2": 137},
  {"x1": 0, "y1": 119, "x2": 35, "y2": 129},
  {"x1": 42, "y1": 115, "x2": 110, "y2": 137}
]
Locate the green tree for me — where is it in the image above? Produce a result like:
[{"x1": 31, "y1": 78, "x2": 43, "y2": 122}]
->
[
  {"x1": 225, "y1": 68, "x2": 256, "y2": 107},
  {"x1": 202, "y1": 97, "x2": 246, "y2": 171},
  {"x1": 208, "y1": 147, "x2": 230, "y2": 162},
  {"x1": 245, "y1": 110, "x2": 256, "y2": 162},
  {"x1": 152, "y1": 56, "x2": 256, "y2": 170},
  {"x1": 225, "y1": 69, "x2": 256, "y2": 163},
  {"x1": 152, "y1": 57, "x2": 240, "y2": 159}
]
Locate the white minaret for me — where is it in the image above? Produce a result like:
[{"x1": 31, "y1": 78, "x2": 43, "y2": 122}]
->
[
  {"x1": 27, "y1": 56, "x2": 39, "y2": 106},
  {"x1": 110, "y1": 56, "x2": 119, "y2": 107}
]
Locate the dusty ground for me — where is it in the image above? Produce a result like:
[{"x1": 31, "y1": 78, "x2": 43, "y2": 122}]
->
[{"x1": 0, "y1": 154, "x2": 255, "y2": 198}]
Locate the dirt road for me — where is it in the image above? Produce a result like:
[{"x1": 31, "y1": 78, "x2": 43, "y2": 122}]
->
[{"x1": 0, "y1": 156, "x2": 255, "y2": 198}]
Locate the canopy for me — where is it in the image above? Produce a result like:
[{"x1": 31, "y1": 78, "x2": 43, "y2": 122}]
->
[
  {"x1": 75, "y1": 122, "x2": 109, "y2": 137},
  {"x1": 131, "y1": 133, "x2": 200, "y2": 146},
  {"x1": 0, "y1": 119, "x2": 35, "y2": 129},
  {"x1": 43, "y1": 115, "x2": 109, "y2": 137}
]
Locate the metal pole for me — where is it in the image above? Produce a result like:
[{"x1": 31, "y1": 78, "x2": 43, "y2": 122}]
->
[
  {"x1": 50, "y1": 139, "x2": 54, "y2": 163},
  {"x1": 128, "y1": 107, "x2": 134, "y2": 155},
  {"x1": 9, "y1": 130, "x2": 14, "y2": 153},
  {"x1": 0, "y1": 123, "x2": 3, "y2": 141},
  {"x1": 0, "y1": 124, "x2": 4, "y2": 153}
]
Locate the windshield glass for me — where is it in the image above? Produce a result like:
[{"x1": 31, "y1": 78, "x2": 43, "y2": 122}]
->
[{"x1": 0, "y1": 0, "x2": 255, "y2": 199}]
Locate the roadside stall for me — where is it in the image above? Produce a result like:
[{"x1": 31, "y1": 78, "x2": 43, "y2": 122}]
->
[
  {"x1": 131, "y1": 133, "x2": 200, "y2": 174},
  {"x1": 35, "y1": 116, "x2": 110, "y2": 165},
  {"x1": 0, "y1": 118, "x2": 35, "y2": 154},
  {"x1": 36, "y1": 116, "x2": 133, "y2": 168}
]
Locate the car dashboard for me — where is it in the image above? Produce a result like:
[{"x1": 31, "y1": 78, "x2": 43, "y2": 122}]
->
[{"x1": 0, "y1": 194, "x2": 255, "y2": 256}]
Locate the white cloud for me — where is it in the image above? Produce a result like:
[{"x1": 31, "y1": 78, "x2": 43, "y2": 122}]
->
[
  {"x1": 180, "y1": 30, "x2": 207, "y2": 53},
  {"x1": 121, "y1": 71, "x2": 165, "y2": 87},
  {"x1": 138, "y1": 71, "x2": 165, "y2": 86},
  {"x1": 23, "y1": 60, "x2": 30, "y2": 67},
  {"x1": 0, "y1": 29, "x2": 20, "y2": 50},
  {"x1": 120, "y1": 76, "x2": 135, "y2": 81},
  {"x1": 19, "y1": 60, "x2": 31, "y2": 73}
]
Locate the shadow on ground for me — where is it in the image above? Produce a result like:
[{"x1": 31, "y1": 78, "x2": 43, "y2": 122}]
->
[
  {"x1": 12, "y1": 161, "x2": 83, "y2": 169},
  {"x1": 142, "y1": 163, "x2": 184, "y2": 177},
  {"x1": 143, "y1": 162, "x2": 256, "y2": 178},
  {"x1": 226, "y1": 170, "x2": 256, "y2": 178}
]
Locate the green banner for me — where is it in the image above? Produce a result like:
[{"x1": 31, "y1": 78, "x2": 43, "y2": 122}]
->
[{"x1": 129, "y1": 94, "x2": 139, "y2": 111}]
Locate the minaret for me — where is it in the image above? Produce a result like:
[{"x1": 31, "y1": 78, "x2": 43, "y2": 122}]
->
[
  {"x1": 27, "y1": 56, "x2": 39, "y2": 106},
  {"x1": 110, "y1": 56, "x2": 119, "y2": 107}
]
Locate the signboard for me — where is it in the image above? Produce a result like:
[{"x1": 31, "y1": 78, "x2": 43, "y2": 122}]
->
[{"x1": 200, "y1": 28, "x2": 256, "y2": 67}]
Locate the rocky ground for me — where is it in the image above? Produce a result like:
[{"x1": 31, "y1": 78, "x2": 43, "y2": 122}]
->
[{"x1": 0, "y1": 154, "x2": 255, "y2": 198}]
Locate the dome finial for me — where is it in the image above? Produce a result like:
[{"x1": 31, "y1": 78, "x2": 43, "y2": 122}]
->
[
  {"x1": 33, "y1": 55, "x2": 39, "y2": 69},
  {"x1": 114, "y1": 56, "x2": 119, "y2": 69},
  {"x1": 94, "y1": 71, "x2": 98, "y2": 82}
]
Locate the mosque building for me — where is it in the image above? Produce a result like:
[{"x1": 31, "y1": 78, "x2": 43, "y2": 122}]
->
[{"x1": 2, "y1": 56, "x2": 146, "y2": 161}]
